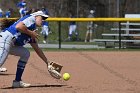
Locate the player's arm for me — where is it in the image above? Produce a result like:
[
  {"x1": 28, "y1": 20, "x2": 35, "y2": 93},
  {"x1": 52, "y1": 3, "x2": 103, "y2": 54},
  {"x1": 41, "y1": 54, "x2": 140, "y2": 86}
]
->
[
  {"x1": 30, "y1": 42, "x2": 49, "y2": 65},
  {"x1": 16, "y1": 22, "x2": 38, "y2": 39},
  {"x1": 16, "y1": 16, "x2": 43, "y2": 39},
  {"x1": 30, "y1": 42, "x2": 62, "y2": 79}
]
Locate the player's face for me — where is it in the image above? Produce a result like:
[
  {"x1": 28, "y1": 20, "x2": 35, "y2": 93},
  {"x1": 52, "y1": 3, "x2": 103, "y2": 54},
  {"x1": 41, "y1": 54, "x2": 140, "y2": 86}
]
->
[{"x1": 35, "y1": 16, "x2": 42, "y2": 27}]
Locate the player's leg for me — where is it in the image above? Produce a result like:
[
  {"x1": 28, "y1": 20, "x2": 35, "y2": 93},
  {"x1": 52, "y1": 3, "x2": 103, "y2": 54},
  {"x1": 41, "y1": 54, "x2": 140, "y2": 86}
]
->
[
  {"x1": 19, "y1": 8, "x2": 24, "y2": 18},
  {"x1": 68, "y1": 25, "x2": 73, "y2": 41},
  {"x1": 40, "y1": 27, "x2": 45, "y2": 43},
  {"x1": 43, "y1": 35, "x2": 48, "y2": 43},
  {"x1": 89, "y1": 28, "x2": 93, "y2": 42},
  {"x1": 43, "y1": 26, "x2": 49, "y2": 43},
  {"x1": 0, "y1": 31, "x2": 14, "y2": 72},
  {"x1": 85, "y1": 29, "x2": 89, "y2": 42},
  {"x1": 9, "y1": 46, "x2": 31, "y2": 88},
  {"x1": 73, "y1": 25, "x2": 79, "y2": 41}
]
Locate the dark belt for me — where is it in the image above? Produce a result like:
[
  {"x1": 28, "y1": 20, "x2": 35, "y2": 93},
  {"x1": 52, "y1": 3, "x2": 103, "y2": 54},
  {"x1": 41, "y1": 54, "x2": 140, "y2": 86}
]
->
[{"x1": 12, "y1": 37, "x2": 15, "y2": 40}]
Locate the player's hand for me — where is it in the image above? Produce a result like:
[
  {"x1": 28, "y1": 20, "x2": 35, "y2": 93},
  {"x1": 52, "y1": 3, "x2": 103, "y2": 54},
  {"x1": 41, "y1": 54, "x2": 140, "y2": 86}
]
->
[{"x1": 31, "y1": 30, "x2": 40, "y2": 40}]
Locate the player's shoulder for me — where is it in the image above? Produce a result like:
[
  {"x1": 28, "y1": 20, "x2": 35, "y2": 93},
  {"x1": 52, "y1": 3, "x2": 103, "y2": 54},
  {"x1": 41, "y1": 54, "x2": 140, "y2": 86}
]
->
[{"x1": 22, "y1": 15, "x2": 35, "y2": 21}]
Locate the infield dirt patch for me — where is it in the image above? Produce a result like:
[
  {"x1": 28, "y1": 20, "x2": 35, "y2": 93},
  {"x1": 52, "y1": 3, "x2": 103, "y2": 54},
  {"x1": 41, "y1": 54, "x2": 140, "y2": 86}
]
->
[{"x1": 0, "y1": 51, "x2": 140, "y2": 93}]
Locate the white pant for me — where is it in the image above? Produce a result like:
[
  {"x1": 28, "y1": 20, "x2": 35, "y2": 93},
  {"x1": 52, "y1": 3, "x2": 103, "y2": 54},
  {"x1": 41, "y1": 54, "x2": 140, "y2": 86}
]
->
[
  {"x1": 0, "y1": 31, "x2": 30, "y2": 67},
  {"x1": 69, "y1": 25, "x2": 77, "y2": 35},
  {"x1": 9, "y1": 46, "x2": 30, "y2": 62},
  {"x1": 0, "y1": 31, "x2": 14, "y2": 66},
  {"x1": 41, "y1": 25, "x2": 49, "y2": 36}
]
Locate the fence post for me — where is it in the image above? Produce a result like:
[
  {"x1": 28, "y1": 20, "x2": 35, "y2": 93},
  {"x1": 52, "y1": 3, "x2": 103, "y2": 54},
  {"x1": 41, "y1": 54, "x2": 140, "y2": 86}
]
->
[
  {"x1": 119, "y1": 22, "x2": 121, "y2": 49},
  {"x1": 58, "y1": 21, "x2": 61, "y2": 49}
]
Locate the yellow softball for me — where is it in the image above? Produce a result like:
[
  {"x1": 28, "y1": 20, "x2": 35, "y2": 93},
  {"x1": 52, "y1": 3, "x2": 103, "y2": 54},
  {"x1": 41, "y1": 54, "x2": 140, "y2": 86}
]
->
[{"x1": 63, "y1": 73, "x2": 70, "y2": 81}]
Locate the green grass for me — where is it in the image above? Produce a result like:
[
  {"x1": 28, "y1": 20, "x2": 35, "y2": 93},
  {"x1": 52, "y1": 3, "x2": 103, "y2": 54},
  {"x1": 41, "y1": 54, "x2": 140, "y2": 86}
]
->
[
  {"x1": 35, "y1": 21, "x2": 140, "y2": 50},
  {"x1": 28, "y1": 47, "x2": 140, "y2": 52},
  {"x1": 61, "y1": 41, "x2": 96, "y2": 45},
  {"x1": 36, "y1": 21, "x2": 115, "y2": 42}
]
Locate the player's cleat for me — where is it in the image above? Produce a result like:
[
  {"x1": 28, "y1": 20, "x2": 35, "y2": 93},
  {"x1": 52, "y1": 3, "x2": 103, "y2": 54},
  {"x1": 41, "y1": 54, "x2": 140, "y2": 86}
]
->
[
  {"x1": 0, "y1": 67, "x2": 7, "y2": 72},
  {"x1": 43, "y1": 40, "x2": 47, "y2": 44},
  {"x1": 12, "y1": 80, "x2": 31, "y2": 88}
]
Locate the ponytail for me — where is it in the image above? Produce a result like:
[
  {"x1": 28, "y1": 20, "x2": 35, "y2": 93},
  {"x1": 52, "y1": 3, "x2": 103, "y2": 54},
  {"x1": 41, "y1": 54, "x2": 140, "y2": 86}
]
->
[{"x1": 0, "y1": 19, "x2": 16, "y2": 30}]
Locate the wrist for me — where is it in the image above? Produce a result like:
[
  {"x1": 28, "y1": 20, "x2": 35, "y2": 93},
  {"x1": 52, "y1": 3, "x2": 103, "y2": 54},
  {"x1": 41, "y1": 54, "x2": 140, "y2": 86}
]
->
[
  {"x1": 46, "y1": 60, "x2": 50, "y2": 66},
  {"x1": 27, "y1": 30, "x2": 33, "y2": 36}
]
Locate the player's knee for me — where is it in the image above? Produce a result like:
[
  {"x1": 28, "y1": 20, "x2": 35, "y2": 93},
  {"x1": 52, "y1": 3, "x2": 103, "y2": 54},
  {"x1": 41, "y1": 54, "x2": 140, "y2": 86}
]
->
[
  {"x1": 20, "y1": 50, "x2": 30, "y2": 62},
  {"x1": 25, "y1": 50, "x2": 30, "y2": 58},
  {"x1": 24, "y1": 50, "x2": 30, "y2": 59}
]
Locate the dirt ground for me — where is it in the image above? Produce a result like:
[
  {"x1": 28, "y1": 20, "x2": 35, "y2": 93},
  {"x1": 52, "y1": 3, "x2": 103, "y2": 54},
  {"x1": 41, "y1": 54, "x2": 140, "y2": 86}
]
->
[{"x1": 1, "y1": 51, "x2": 140, "y2": 93}]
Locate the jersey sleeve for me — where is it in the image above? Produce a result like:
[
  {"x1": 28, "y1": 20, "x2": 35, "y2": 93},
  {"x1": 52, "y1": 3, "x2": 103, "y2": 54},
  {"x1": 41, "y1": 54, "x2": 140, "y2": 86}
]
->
[{"x1": 22, "y1": 16, "x2": 35, "y2": 27}]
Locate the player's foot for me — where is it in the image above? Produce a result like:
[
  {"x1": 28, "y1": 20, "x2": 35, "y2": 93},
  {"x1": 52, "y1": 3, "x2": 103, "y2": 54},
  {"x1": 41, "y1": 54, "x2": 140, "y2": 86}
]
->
[
  {"x1": 43, "y1": 40, "x2": 47, "y2": 44},
  {"x1": 12, "y1": 80, "x2": 31, "y2": 88},
  {"x1": 0, "y1": 67, "x2": 7, "y2": 72},
  {"x1": 65, "y1": 37, "x2": 71, "y2": 42},
  {"x1": 89, "y1": 40, "x2": 93, "y2": 42}
]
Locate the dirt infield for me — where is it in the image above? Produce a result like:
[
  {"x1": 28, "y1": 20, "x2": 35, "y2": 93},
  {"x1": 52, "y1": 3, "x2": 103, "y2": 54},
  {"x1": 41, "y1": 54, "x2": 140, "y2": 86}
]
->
[{"x1": 1, "y1": 51, "x2": 140, "y2": 93}]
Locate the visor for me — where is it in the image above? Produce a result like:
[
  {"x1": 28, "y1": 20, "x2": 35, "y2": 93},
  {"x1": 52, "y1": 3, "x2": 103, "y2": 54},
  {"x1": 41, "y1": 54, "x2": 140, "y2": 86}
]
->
[{"x1": 31, "y1": 11, "x2": 49, "y2": 18}]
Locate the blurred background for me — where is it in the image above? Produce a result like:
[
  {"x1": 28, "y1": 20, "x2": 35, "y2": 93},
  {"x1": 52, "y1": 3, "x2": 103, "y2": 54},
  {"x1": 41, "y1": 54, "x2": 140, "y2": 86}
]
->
[
  {"x1": 0, "y1": 0, "x2": 140, "y2": 48},
  {"x1": 0, "y1": 0, "x2": 140, "y2": 17}
]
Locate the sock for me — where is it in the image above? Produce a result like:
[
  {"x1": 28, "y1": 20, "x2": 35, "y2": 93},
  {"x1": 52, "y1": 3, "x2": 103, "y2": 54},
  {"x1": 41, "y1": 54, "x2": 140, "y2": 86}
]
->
[
  {"x1": 15, "y1": 60, "x2": 27, "y2": 81},
  {"x1": 44, "y1": 35, "x2": 47, "y2": 40},
  {"x1": 76, "y1": 33, "x2": 79, "y2": 40},
  {"x1": 68, "y1": 34, "x2": 72, "y2": 40}
]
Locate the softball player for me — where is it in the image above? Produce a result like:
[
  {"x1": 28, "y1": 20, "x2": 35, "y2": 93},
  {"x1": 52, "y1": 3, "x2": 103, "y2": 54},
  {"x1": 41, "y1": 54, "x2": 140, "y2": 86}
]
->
[
  {"x1": 0, "y1": 11, "x2": 49, "y2": 88},
  {"x1": 19, "y1": 7, "x2": 28, "y2": 17},
  {"x1": 40, "y1": 7, "x2": 50, "y2": 43},
  {"x1": 0, "y1": 8, "x2": 3, "y2": 18},
  {"x1": 5, "y1": 9, "x2": 11, "y2": 18},
  {"x1": 68, "y1": 13, "x2": 78, "y2": 41},
  {"x1": 17, "y1": 0, "x2": 27, "y2": 17},
  {"x1": 85, "y1": 10, "x2": 95, "y2": 42},
  {"x1": 41, "y1": 21, "x2": 49, "y2": 43}
]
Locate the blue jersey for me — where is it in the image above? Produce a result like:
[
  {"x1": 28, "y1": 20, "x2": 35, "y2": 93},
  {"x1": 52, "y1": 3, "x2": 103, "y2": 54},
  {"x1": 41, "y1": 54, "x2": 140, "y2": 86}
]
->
[
  {"x1": 14, "y1": 33, "x2": 36, "y2": 46},
  {"x1": 7, "y1": 15, "x2": 36, "y2": 37},
  {"x1": 70, "y1": 21, "x2": 76, "y2": 25},
  {"x1": 42, "y1": 21, "x2": 49, "y2": 26},
  {"x1": 70, "y1": 16, "x2": 76, "y2": 25},
  {"x1": 42, "y1": 9, "x2": 49, "y2": 27},
  {"x1": 5, "y1": 11, "x2": 11, "y2": 18},
  {"x1": 5, "y1": 14, "x2": 37, "y2": 46},
  {"x1": 0, "y1": 12, "x2": 3, "y2": 18},
  {"x1": 17, "y1": 1, "x2": 26, "y2": 8},
  {"x1": 20, "y1": 8, "x2": 27, "y2": 17},
  {"x1": 43, "y1": 9, "x2": 49, "y2": 15},
  {"x1": 3, "y1": 29, "x2": 35, "y2": 46}
]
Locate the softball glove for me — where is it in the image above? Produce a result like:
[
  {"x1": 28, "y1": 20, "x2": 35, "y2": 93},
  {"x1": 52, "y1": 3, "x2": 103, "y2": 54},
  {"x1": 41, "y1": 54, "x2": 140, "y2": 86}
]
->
[{"x1": 48, "y1": 61, "x2": 63, "y2": 79}]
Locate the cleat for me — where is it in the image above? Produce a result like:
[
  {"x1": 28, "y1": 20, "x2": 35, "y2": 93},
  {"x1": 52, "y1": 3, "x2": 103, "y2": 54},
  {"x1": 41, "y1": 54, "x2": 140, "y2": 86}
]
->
[
  {"x1": 12, "y1": 80, "x2": 31, "y2": 88},
  {"x1": 0, "y1": 67, "x2": 7, "y2": 72},
  {"x1": 43, "y1": 40, "x2": 46, "y2": 44}
]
